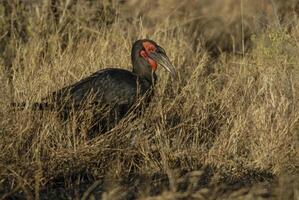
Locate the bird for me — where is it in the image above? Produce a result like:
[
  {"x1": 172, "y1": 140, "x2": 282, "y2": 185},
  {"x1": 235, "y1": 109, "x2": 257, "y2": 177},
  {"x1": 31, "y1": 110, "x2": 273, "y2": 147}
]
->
[{"x1": 12, "y1": 39, "x2": 176, "y2": 135}]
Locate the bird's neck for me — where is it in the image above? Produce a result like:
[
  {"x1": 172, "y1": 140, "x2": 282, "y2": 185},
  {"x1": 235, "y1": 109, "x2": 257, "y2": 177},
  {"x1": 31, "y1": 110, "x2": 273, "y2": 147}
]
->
[{"x1": 133, "y1": 69, "x2": 157, "y2": 85}]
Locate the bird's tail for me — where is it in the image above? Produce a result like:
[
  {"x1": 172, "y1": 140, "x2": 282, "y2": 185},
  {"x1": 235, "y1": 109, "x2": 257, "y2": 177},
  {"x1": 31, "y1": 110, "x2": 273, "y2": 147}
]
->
[{"x1": 10, "y1": 102, "x2": 55, "y2": 111}]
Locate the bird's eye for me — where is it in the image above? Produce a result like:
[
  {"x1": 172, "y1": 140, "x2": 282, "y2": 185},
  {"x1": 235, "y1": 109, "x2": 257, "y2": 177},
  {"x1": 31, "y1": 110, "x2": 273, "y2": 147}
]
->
[
  {"x1": 149, "y1": 46, "x2": 156, "y2": 52},
  {"x1": 142, "y1": 41, "x2": 157, "y2": 53}
]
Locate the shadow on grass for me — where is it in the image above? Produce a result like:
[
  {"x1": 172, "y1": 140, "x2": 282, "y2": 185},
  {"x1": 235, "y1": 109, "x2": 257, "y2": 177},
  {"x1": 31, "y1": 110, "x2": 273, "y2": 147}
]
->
[{"x1": 1, "y1": 163, "x2": 274, "y2": 200}]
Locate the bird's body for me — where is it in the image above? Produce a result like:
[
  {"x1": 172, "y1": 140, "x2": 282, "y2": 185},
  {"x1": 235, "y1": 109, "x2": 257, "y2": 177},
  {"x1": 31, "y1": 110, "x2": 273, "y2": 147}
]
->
[
  {"x1": 13, "y1": 39, "x2": 176, "y2": 135},
  {"x1": 47, "y1": 68, "x2": 154, "y2": 132},
  {"x1": 50, "y1": 68, "x2": 153, "y2": 110}
]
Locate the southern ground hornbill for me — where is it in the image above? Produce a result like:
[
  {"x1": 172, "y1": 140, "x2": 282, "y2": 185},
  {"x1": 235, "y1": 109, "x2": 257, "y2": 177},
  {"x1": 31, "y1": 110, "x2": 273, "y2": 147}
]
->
[{"x1": 13, "y1": 39, "x2": 176, "y2": 135}]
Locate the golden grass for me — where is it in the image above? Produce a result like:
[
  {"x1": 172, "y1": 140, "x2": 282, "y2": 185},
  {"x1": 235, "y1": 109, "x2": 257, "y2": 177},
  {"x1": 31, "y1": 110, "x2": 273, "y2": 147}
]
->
[{"x1": 0, "y1": 0, "x2": 298, "y2": 199}]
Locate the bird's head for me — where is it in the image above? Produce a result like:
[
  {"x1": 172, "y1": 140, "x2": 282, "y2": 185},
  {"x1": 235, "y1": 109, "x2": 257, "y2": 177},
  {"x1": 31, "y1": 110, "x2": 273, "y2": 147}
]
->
[{"x1": 131, "y1": 39, "x2": 176, "y2": 83}]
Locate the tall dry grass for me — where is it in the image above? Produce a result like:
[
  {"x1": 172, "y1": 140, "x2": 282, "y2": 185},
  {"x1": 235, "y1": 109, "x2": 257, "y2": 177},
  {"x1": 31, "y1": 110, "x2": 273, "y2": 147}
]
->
[{"x1": 0, "y1": 0, "x2": 298, "y2": 199}]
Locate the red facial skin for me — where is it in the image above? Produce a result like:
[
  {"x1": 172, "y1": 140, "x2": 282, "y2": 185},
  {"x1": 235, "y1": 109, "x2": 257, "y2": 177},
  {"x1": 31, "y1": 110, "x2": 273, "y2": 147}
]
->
[{"x1": 139, "y1": 41, "x2": 158, "y2": 71}]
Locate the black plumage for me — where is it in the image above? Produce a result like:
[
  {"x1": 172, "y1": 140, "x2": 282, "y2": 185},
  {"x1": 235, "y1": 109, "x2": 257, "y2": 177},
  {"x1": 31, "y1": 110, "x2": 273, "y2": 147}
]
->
[{"x1": 13, "y1": 39, "x2": 176, "y2": 134}]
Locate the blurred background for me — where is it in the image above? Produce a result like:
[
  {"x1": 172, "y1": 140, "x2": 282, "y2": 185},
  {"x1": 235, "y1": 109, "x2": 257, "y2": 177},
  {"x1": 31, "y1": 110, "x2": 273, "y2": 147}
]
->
[{"x1": 1, "y1": 0, "x2": 299, "y2": 67}]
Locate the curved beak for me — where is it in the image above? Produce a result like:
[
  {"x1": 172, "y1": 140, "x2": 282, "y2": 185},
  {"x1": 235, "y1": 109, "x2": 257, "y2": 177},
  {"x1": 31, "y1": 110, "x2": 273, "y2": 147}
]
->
[{"x1": 149, "y1": 51, "x2": 177, "y2": 79}]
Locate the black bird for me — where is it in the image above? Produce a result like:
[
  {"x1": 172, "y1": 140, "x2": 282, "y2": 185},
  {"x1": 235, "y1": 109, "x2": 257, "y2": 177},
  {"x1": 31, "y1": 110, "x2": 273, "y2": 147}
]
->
[{"x1": 13, "y1": 39, "x2": 176, "y2": 134}]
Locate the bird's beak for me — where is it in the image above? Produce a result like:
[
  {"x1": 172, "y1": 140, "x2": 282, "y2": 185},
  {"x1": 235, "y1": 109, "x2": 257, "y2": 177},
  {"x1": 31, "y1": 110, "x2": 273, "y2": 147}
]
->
[{"x1": 149, "y1": 51, "x2": 177, "y2": 78}]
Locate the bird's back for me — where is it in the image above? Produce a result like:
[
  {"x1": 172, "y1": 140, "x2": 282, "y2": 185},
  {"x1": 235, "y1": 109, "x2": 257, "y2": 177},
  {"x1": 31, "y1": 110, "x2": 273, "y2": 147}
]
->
[{"x1": 48, "y1": 68, "x2": 153, "y2": 111}]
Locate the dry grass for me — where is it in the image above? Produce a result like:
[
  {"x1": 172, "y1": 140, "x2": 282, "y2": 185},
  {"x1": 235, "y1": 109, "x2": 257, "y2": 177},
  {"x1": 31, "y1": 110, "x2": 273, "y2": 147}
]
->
[{"x1": 0, "y1": 0, "x2": 298, "y2": 199}]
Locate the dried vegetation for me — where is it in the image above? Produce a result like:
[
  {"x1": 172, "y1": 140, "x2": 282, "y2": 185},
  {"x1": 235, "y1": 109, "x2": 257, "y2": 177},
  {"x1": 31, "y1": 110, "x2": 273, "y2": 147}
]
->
[{"x1": 0, "y1": 0, "x2": 298, "y2": 199}]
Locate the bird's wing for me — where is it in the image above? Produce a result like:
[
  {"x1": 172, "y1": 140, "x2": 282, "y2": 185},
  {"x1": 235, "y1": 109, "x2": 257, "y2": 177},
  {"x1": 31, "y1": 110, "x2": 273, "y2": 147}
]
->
[{"x1": 47, "y1": 68, "x2": 150, "y2": 108}]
